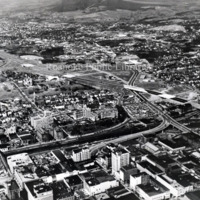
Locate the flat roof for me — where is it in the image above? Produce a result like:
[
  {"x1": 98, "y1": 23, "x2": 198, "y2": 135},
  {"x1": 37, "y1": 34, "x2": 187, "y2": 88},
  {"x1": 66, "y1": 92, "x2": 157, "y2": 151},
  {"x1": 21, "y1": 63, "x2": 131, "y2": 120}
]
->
[
  {"x1": 60, "y1": 158, "x2": 78, "y2": 172},
  {"x1": 86, "y1": 178, "x2": 99, "y2": 186},
  {"x1": 145, "y1": 142, "x2": 159, "y2": 152},
  {"x1": 117, "y1": 193, "x2": 140, "y2": 200},
  {"x1": 64, "y1": 175, "x2": 83, "y2": 186},
  {"x1": 113, "y1": 147, "x2": 129, "y2": 155},
  {"x1": 138, "y1": 178, "x2": 169, "y2": 196},
  {"x1": 25, "y1": 179, "x2": 52, "y2": 198},
  {"x1": 50, "y1": 181, "x2": 73, "y2": 199},
  {"x1": 138, "y1": 183, "x2": 163, "y2": 196},
  {"x1": 186, "y1": 191, "x2": 200, "y2": 200},
  {"x1": 52, "y1": 150, "x2": 67, "y2": 162},
  {"x1": 93, "y1": 170, "x2": 115, "y2": 183},
  {"x1": 139, "y1": 161, "x2": 163, "y2": 174},
  {"x1": 147, "y1": 155, "x2": 176, "y2": 169},
  {"x1": 169, "y1": 171, "x2": 199, "y2": 187},
  {"x1": 159, "y1": 138, "x2": 188, "y2": 149}
]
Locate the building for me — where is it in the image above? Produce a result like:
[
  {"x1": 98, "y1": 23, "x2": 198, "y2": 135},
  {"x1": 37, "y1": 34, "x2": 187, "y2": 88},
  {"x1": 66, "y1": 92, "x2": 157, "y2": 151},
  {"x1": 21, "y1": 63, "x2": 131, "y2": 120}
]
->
[
  {"x1": 5, "y1": 125, "x2": 16, "y2": 135},
  {"x1": 0, "y1": 144, "x2": 9, "y2": 152},
  {"x1": 71, "y1": 110, "x2": 84, "y2": 120},
  {"x1": 50, "y1": 127, "x2": 65, "y2": 140},
  {"x1": 156, "y1": 174, "x2": 185, "y2": 198},
  {"x1": 7, "y1": 153, "x2": 38, "y2": 189},
  {"x1": 31, "y1": 111, "x2": 53, "y2": 131},
  {"x1": 64, "y1": 175, "x2": 83, "y2": 190},
  {"x1": 96, "y1": 155, "x2": 111, "y2": 171},
  {"x1": 144, "y1": 142, "x2": 160, "y2": 155},
  {"x1": 36, "y1": 128, "x2": 51, "y2": 142},
  {"x1": 50, "y1": 181, "x2": 74, "y2": 200},
  {"x1": 119, "y1": 165, "x2": 138, "y2": 183},
  {"x1": 82, "y1": 170, "x2": 119, "y2": 196},
  {"x1": 135, "y1": 177, "x2": 170, "y2": 200},
  {"x1": 25, "y1": 179, "x2": 53, "y2": 200},
  {"x1": 72, "y1": 147, "x2": 91, "y2": 162},
  {"x1": 96, "y1": 108, "x2": 118, "y2": 119},
  {"x1": 23, "y1": 77, "x2": 33, "y2": 87},
  {"x1": 111, "y1": 146, "x2": 130, "y2": 175},
  {"x1": 130, "y1": 172, "x2": 149, "y2": 191},
  {"x1": 82, "y1": 105, "x2": 92, "y2": 119},
  {"x1": 5, "y1": 179, "x2": 21, "y2": 200},
  {"x1": 136, "y1": 161, "x2": 164, "y2": 179},
  {"x1": 158, "y1": 138, "x2": 186, "y2": 152}
]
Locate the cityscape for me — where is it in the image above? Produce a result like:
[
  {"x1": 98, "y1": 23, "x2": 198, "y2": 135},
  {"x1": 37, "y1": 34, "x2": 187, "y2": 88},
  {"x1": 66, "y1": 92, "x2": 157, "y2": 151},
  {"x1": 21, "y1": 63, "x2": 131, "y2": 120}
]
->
[{"x1": 0, "y1": 0, "x2": 200, "y2": 200}]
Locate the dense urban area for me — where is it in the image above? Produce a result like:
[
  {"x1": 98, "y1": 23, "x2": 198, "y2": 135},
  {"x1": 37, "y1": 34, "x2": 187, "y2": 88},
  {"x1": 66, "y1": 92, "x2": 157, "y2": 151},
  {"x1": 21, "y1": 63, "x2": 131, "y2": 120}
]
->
[{"x1": 0, "y1": 0, "x2": 200, "y2": 200}]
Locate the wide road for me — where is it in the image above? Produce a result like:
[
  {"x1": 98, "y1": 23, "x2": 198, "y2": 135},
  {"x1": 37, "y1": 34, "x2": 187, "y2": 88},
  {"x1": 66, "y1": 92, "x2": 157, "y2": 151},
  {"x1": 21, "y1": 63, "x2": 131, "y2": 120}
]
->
[
  {"x1": 133, "y1": 91, "x2": 191, "y2": 133},
  {"x1": 90, "y1": 117, "x2": 169, "y2": 155},
  {"x1": 3, "y1": 117, "x2": 130, "y2": 156},
  {"x1": 12, "y1": 82, "x2": 43, "y2": 113},
  {"x1": 128, "y1": 70, "x2": 140, "y2": 86}
]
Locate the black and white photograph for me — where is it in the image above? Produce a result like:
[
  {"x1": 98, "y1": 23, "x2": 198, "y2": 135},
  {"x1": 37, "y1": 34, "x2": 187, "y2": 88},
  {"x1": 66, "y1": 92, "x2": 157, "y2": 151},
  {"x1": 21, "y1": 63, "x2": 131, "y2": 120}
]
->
[{"x1": 0, "y1": 0, "x2": 200, "y2": 200}]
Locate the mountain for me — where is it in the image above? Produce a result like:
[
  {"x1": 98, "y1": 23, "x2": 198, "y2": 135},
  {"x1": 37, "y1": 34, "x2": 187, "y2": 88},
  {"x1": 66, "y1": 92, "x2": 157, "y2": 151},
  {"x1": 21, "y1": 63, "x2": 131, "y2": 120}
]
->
[
  {"x1": 0, "y1": 0, "x2": 198, "y2": 15},
  {"x1": 51, "y1": 0, "x2": 199, "y2": 12}
]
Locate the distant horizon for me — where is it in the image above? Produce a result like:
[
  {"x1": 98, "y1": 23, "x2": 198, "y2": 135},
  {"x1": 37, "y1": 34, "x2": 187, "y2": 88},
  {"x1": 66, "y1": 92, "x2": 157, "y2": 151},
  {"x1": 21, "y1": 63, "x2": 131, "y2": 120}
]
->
[{"x1": 0, "y1": 0, "x2": 198, "y2": 16}]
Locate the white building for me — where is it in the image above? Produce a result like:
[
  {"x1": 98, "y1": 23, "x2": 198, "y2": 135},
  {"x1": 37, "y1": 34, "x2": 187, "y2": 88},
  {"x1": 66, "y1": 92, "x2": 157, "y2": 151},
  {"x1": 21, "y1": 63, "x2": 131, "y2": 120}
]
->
[
  {"x1": 5, "y1": 125, "x2": 16, "y2": 135},
  {"x1": 83, "y1": 170, "x2": 119, "y2": 196},
  {"x1": 156, "y1": 174, "x2": 185, "y2": 198},
  {"x1": 130, "y1": 172, "x2": 149, "y2": 191},
  {"x1": 31, "y1": 111, "x2": 53, "y2": 130},
  {"x1": 136, "y1": 183, "x2": 170, "y2": 200},
  {"x1": 84, "y1": 178, "x2": 118, "y2": 196},
  {"x1": 72, "y1": 147, "x2": 91, "y2": 162},
  {"x1": 111, "y1": 147, "x2": 130, "y2": 175},
  {"x1": 23, "y1": 77, "x2": 33, "y2": 87},
  {"x1": 144, "y1": 142, "x2": 160, "y2": 155},
  {"x1": 7, "y1": 153, "x2": 38, "y2": 189}
]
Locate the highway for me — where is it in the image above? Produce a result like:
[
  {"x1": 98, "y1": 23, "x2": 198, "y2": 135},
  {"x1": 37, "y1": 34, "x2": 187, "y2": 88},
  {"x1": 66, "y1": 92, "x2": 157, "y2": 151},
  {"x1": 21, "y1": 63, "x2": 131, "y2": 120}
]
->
[
  {"x1": 3, "y1": 117, "x2": 130, "y2": 156},
  {"x1": 128, "y1": 70, "x2": 140, "y2": 86},
  {"x1": 124, "y1": 84, "x2": 189, "y2": 105},
  {"x1": 133, "y1": 91, "x2": 191, "y2": 133},
  {"x1": 90, "y1": 117, "x2": 169, "y2": 155},
  {"x1": 0, "y1": 59, "x2": 196, "y2": 162}
]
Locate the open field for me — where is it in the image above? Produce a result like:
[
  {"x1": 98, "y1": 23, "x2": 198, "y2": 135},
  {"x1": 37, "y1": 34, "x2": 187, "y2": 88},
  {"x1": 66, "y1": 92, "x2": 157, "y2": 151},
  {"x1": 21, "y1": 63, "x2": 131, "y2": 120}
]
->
[{"x1": 0, "y1": 50, "x2": 98, "y2": 77}]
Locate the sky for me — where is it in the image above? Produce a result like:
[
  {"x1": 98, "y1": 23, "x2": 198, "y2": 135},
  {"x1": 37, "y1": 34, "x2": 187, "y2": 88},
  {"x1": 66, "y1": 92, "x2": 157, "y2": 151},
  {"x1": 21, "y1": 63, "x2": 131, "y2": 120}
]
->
[{"x1": 0, "y1": 0, "x2": 61, "y2": 14}]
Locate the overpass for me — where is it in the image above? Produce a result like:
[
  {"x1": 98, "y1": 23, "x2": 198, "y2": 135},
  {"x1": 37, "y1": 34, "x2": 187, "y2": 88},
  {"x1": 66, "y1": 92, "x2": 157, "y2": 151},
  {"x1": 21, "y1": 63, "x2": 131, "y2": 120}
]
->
[
  {"x1": 124, "y1": 84, "x2": 188, "y2": 105},
  {"x1": 90, "y1": 117, "x2": 169, "y2": 155}
]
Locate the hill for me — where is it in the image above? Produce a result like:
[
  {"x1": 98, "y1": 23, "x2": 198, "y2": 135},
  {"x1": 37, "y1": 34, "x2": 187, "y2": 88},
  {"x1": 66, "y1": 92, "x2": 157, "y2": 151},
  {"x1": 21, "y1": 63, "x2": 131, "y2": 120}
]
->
[{"x1": 0, "y1": 0, "x2": 198, "y2": 16}]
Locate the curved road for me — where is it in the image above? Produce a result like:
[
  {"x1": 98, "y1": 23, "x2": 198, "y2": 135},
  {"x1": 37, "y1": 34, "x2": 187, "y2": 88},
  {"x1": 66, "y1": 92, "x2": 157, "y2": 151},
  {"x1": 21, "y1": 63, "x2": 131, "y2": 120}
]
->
[{"x1": 90, "y1": 117, "x2": 169, "y2": 155}]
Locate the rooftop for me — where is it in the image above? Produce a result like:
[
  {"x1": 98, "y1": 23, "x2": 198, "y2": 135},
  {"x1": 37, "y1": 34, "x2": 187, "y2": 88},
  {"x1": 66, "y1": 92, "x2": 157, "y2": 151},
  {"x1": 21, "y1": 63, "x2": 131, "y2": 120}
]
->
[
  {"x1": 138, "y1": 178, "x2": 169, "y2": 197},
  {"x1": 64, "y1": 175, "x2": 83, "y2": 187},
  {"x1": 50, "y1": 181, "x2": 73, "y2": 199},
  {"x1": 52, "y1": 150, "x2": 67, "y2": 162},
  {"x1": 112, "y1": 146, "x2": 129, "y2": 155},
  {"x1": 139, "y1": 161, "x2": 164, "y2": 174},
  {"x1": 25, "y1": 179, "x2": 52, "y2": 198}
]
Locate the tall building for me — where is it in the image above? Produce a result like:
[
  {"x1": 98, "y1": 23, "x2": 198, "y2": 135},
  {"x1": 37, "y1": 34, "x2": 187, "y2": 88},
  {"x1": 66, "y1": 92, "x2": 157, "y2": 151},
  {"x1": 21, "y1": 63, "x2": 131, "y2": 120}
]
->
[
  {"x1": 30, "y1": 111, "x2": 53, "y2": 131},
  {"x1": 130, "y1": 172, "x2": 149, "y2": 191},
  {"x1": 111, "y1": 147, "x2": 130, "y2": 175},
  {"x1": 6, "y1": 179, "x2": 21, "y2": 200},
  {"x1": 72, "y1": 147, "x2": 91, "y2": 162},
  {"x1": 25, "y1": 179, "x2": 53, "y2": 200}
]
